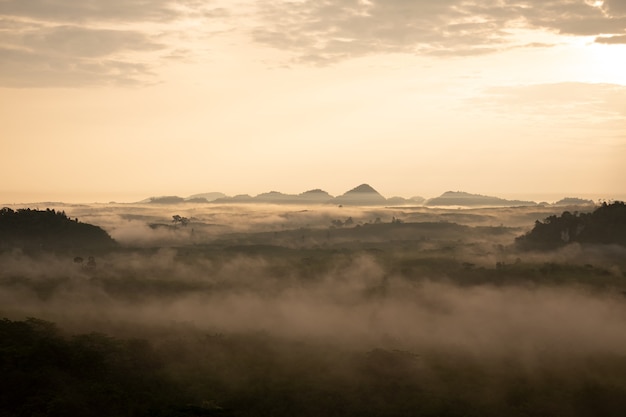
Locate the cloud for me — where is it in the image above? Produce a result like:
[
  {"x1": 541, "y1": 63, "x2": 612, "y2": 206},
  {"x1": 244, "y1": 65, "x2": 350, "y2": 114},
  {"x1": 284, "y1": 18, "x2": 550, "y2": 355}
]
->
[
  {"x1": 0, "y1": 0, "x2": 187, "y2": 23},
  {"x1": 0, "y1": 22, "x2": 166, "y2": 86},
  {"x1": 603, "y1": 0, "x2": 626, "y2": 15},
  {"x1": 17, "y1": 25, "x2": 162, "y2": 58},
  {"x1": 0, "y1": 47, "x2": 156, "y2": 87},
  {"x1": 0, "y1": 0, "x2": 216, "y2": 87},
  {"x1": 474, "y1": 82, "x2": 626, "y2": 120},
  {"x1": 252, "y1": 0, "x2": 626, "y2": 63},
  {"x1": 595, "y1": 34, "x2": 626, "y2": 44}
]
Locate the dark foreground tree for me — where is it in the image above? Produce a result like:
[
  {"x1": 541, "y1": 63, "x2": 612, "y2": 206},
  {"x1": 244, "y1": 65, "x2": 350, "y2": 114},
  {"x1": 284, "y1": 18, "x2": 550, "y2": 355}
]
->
[
  {"x1": 0, "y1": 208, "x2": 117, "y2": 251},
  {"x1": 516, "y1": 201, "x2": 626, "y2": 250},
  {"x1": 0, "y1": 318, "x2": 212, "y2": 417}
]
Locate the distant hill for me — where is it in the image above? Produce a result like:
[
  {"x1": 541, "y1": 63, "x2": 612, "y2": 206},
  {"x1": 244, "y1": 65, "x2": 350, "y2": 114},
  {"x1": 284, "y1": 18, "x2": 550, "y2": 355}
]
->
[
  {"x1": 553, "y1": 197, "x2": 595, "y2": 206},
  {"x1": 0, "y1": 208, "x2": 117, "y2": 251},
  {"x1": 425, "y1": 191, "x2": 536, "y2": 207},
  {"x1": 141, "y1": 194, "x2": 230, "y2": 204},
  {"x1": 142, "y1": 196, "x2": 186, "y2": 204},
  {"x1": 208, "y1": 185, "x2": 388, "y2": 205},
  {"x1": 516, "y1": 201, "x2": 626, "y2": 250},
  {"x1": 186, "y1": 192, "x2": 227, "y2": 202},
  {"x1": 210, "y1": 189, "x2": 335, "y2": 205},
  {"x1": 137, "y1": 185, "x2": 428, "y2": 206},
  {"x1": 254, "y1": 191, "x2": 302, "y2": 204},
  {"x1": 212, "y1": 194, "x2": 255, "y2": 203},
  {"x1": 299, "y1": 189, "x2": 334, "y2": 202},
  {"x1": 136, "y1": 187, "x2": 569, "y2": 208},
  {"x1": 331, "y1": 184, "x2": 387, "y2": 206}
]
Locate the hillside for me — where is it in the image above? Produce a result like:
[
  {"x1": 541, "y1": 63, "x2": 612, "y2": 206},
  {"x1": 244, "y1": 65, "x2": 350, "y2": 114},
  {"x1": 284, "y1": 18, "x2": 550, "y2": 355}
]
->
[
  {"x1": 331, "y1": 184, "x2": 387, "y2": 206},
  {"x1": 516, "y1": 201, "x2": 626, "y2": 250},
  {"x1": 426, "y1": 191, "x2": 536, "y2": 207},
  {"x1": 0, "y1": 208, "x2": 117, "y2": 251}
]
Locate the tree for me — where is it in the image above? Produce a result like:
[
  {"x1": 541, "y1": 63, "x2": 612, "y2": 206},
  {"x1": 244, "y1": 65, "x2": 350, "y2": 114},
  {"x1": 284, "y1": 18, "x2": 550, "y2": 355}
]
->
[
  {"x1": 172, "y1": 215, "x2": 190, "y2": 227},
  {"x1": 516, "y1": 201, "x2": 626, "y2": 250}
]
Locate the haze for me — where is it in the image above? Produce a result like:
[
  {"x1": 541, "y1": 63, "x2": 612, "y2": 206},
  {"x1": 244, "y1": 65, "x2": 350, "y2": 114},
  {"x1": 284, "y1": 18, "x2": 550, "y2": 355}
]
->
[{"x1": 1, "y1": 0, "x2": 625, "y2": 204}]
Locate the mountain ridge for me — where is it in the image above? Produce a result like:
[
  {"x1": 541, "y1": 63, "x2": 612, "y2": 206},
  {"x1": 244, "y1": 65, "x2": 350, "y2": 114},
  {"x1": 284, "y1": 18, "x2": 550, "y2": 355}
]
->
[
  {"x1": 425, "y1": 191, "x2": 536, "y2": 207},
  {"x1": 135, "y1": 187, "x2": 603, "y2": 208}
]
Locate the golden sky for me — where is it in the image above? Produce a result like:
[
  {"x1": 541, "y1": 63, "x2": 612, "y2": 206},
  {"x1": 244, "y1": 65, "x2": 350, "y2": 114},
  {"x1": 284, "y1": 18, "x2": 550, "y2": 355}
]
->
[{"x1": 1, "y1": 0, "x2": 625, "y2": 203}]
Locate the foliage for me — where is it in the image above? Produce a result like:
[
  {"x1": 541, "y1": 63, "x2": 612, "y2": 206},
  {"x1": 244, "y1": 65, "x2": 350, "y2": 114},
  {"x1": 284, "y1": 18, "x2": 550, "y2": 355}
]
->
[
  {"x1": 172, "y1": 215, "x2": 190, "y2": 227},
  {"x1": 516, "y1": 202, "x2": 626, "y2": 250},
  {"x1": 0, "y1": 207, "x2": 117, "y2": 251},
  {"x1": 5, "y1": 316, "x2": 626, "y2": 417},
  {"x1": 0, "y1": 318, "x2": 198, "y2": 417},
  {"x1": 3, "y1": 203, "x2": 626, "y2": 416}
]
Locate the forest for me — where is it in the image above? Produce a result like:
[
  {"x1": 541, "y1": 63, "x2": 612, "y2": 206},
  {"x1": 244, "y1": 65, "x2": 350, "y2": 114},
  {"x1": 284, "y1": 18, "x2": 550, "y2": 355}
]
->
[{"x1": 1, "y1": 201, "x2": 625, "y2": 416}]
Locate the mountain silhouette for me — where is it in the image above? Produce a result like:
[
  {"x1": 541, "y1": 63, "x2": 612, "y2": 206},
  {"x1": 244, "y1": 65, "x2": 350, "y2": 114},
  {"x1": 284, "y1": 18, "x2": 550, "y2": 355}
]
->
[
  {"x1": 331, "y1": 184, "x2": 387, "y2": 206},
  {"x1": 254, "y1": 191, "x2": 302, "y2": 204},
  {"x1": 212, "y1": 194, "x2": 254, "y2": 203},
  {"x1": 553, "y1": 197, "x2": 594, "y2": 206},
  {"x1": 134, "y1": 187, "x2": 549, "y2": 208},
  {"x1": 142, "y1": 196, "x2": 185, "y2": 204},
  {"x1": 186, "y1": 192, "x2": 227, "y2": 202},
  {"x1": 425, "y1": 191, "x2": 536, "y2": 207},
  {"x1": 208, "y1": 189, "x2": 335, "y2": 204},
  {"x1": 299, "y1": 189, "x2": 333, "y2": 201}
]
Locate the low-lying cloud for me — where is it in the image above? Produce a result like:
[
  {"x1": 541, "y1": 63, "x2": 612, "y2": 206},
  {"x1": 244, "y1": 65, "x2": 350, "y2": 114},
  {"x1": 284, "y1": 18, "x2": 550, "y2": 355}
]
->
[{"x1": 1, "y1": 248, "x2": 625, "y2": 360}]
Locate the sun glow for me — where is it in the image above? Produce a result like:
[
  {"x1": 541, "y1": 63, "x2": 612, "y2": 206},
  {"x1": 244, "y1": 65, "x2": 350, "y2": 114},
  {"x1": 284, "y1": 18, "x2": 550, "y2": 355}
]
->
[{"x1": 586, "y1": 42, "x2": 626, "y2": 85}]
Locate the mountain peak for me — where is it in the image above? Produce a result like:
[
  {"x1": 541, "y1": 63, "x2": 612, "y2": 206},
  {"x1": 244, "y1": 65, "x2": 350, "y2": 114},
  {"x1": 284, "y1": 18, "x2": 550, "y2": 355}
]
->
[
  {"x1": 332, "y1": 184, "x2": 386, "y2": 205},
  {"x1": 345, "y1": 184, "x2": 380, "y2": 195}
]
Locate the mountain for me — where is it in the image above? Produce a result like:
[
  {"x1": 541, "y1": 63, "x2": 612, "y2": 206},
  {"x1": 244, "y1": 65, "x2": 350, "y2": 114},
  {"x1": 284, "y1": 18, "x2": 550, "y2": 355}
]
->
[
  {"x1": 210, "y1": 189, "x2": 335, "y2": 204},
  {"x1": 136, "y1": 186, "x2": 430, "y2": 206},
  {"x1": 141, "y1": 194, "x2": 229, "y2": 204},
  {"x1": 331, "y1": 184, "x2": 387, "y2": 206},
  {"x1": 141, "y1": 196, "x2": 185, "y2": 204},
  {"x1": 299, "y1": 189, "x2": 334, "y2": 202},
  {"x1": 212, "y1": 194, "x2": 254, "y2": 203},
  {"x1": 553, "y1": 197, "x2": 595, "y2": 206},
  {"x1": 186, "y1": 192, "x2": 227, "y2": 202},
  {"x1": 254, "y1": 191, "x2": 302, "y2": 204},
  {"x1": 184, "y1": 198, "x2": 209, "y2": 203},
  {"x1": 425, "y1": 191, "x2": 536, "y2": 207}
]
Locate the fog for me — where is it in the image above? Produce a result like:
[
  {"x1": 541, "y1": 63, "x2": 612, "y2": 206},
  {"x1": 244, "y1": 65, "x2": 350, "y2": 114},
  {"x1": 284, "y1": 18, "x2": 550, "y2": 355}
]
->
[
  {"x1": 2, "y1": 202, "x2": 625, "y2": 353},
  {"x1": 2, "y1": 251, "x2": 625, "y2": 359},
  {"x1": 2, "y1": 202, "x2": 625, "y2": 416}
]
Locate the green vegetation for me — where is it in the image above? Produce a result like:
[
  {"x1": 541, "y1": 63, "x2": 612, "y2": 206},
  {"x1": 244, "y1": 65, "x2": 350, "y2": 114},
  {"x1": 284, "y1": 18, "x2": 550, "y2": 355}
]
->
[
  {"x1": 2, "y1": 317, "x2": 626, "y2": 417},
  {"x1": 0, "y1": 318, "x2": 195, "y2": 417},
  {"x1": 516, "y1": 202, "x2": 626, "y2": 250},
  {"x1": 0, "y1": 207, "x2": 117, "y2": 251}
]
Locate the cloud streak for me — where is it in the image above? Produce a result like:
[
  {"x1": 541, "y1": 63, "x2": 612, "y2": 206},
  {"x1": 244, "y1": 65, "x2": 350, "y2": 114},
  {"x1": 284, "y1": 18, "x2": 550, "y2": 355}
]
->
[
  {"x1": 252, "y1": 0, "x2": 626, "y2": 63},
  {"x1": 0, "y1": 0, "x2": 217, "y2": 86},
  {"x1": 472, "y1": 82, "x2": 626, "y2": 122},
  {"x1": 0, "y1": 0, "x2": 189, "y2": 23}
]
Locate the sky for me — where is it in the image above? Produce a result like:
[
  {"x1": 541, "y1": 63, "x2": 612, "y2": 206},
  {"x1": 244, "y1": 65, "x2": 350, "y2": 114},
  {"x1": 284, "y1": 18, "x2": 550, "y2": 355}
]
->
[{"x1": 1, "y1": 0, "x2": 625, "y2": 203}]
